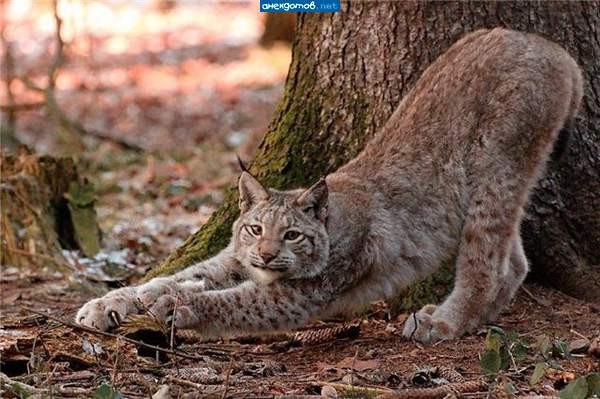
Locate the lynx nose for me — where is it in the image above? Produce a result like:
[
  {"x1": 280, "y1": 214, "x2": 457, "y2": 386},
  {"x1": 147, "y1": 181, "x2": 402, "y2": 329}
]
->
[
  {"x1": 258, "y1": 240, "x2": 279, "y2": 264},
  {"x1": 259, "y1": 251, "x2": 277, "y2": 264}
]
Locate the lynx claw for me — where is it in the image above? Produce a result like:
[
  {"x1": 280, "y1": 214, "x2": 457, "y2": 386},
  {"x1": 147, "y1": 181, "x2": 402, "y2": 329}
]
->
[
  {"x1": 76, "y1": 297, "x2": 128, "y2": 331},
  {"x1": 402, "y1": 304, "x2": 455, "y2": 343},
  {"x1": 75, "y1": 287, "x2": 138, "y2": 331}
]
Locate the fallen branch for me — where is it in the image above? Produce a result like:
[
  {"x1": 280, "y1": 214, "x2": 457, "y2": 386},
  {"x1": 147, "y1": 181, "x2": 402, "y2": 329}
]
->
[
  {"x1": 317, "y1": 381, "x2": 393, "y2": 396},
  {"x1": 377, "y1": 379, "x2": 488, "y2": 399},
  {"x1": 0, "y1": 101, "x2": 45, "y2": 112},
  {"x1": 0, "y1": 372, "x2": 47, "y2": 396},
  {"x1": 24, "y1": 308, "x2": 211, "y2": 362}
]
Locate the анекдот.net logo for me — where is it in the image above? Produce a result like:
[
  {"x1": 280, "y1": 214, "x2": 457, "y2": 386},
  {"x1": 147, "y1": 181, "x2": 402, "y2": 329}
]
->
[{"x1": 260, "y1": 0, "x2": 340, "y2": 12}]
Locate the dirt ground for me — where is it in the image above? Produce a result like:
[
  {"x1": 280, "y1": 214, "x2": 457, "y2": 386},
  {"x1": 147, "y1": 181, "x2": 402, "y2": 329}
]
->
[{"x1": 1, "y1": 278, "x2": 599, "y2": 398}]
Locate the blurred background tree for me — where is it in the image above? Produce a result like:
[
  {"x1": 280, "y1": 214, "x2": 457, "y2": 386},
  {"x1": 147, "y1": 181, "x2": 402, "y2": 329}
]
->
[{"x1": 1, "y1": 0, "x2": 291, "y2": 275}]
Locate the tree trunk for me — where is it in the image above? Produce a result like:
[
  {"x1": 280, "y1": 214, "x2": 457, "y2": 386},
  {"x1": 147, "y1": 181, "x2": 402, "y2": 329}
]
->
[
  {"x1": 1, "y1": 149, "x2": 101, "y2": 269},
  {"x1": 148, "y1": 1, "x2": 600, "y2": 304},
  {"x1": 260, "y1": 13, "x2": 296, "y2": 46}
]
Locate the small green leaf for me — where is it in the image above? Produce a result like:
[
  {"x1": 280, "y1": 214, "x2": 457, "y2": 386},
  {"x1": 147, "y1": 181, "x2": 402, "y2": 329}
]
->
[
  {"x1": 559, "y1": 377, "x2": 588, "y2": 399},
  {"x1": 65, "y1": 180, "x2": 95, "y2": 207},
  {"x1": 480, "y1": 349, "x2": 501, "y2": 377},
  {"x1": 488, "y1": 326, "x2": 506, "y2": 338},
  {"x1": 485, "y1": 330, "x2": 502, "y2": 352},
  {"x1": 506, "y1": 330, "x2": 519, "y2": 342},
  {"x1": 530, "y1": 362, "x2": 549, "y2": 385},
  {"x1": 512, "y1": 340, "x2": 530, "y2": 363},
  {"x1": 536, "y1": 335, "x2": 552, "y2": 357},
  {"x1": 552, "y1": 339, "x2": 571, "y2": 359},
  {"x1": 93, "y1": 384, "x2": 123, "y2": 399},
  {"x1": 499, "y1": 346, "x2": 511, "y2": 370},
  {"x1": 586, "y1": 373, "x2": 600, "y2": 397},
  {"x1": 10, "y1": 383, "x2": 30, "y2": 399}
]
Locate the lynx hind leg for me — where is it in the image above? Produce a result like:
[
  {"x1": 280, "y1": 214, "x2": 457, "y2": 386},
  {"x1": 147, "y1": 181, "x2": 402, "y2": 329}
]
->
[
  {"x1": 405, "y1": 177, "x2": 528, "y2": 343},
  {"x1": 484, "y1": 235, "x2": 529, "y2": 323}
]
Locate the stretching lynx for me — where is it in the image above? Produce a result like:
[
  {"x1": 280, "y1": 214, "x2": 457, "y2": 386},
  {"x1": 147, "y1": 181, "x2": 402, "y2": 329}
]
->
[{"x1": 76, "y1": 29, "x2": 582, "y2": 343}]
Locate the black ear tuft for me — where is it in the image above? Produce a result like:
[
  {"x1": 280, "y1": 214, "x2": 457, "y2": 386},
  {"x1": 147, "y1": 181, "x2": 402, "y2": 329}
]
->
[{"x1": 236, "y1": 154, "x2": 251, "y2": 173}]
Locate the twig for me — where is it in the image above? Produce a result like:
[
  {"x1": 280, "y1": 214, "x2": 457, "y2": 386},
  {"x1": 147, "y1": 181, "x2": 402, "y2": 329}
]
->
[
  {"x1": 569, "y1": 329, "x2": 589, "y2": 340},
  {"x1": 23, "y1": 307, "x2": 210, "y2": 361},
  {"x1": 0, "y1": 101, "x2": 45, "y2": 112},
  {"x1": 48, "y1": 0, "x2": 64, "y2": 88},
  {"x1": 521, "y1": 286, "x2": 551, "y2": 307},
  {"x1": 165, "y1": 375, "x2": 205, "y2": 390},
  {"x1": 112, "y1": 336, "x2": 120, "y2": 387},
  {"x1": 221, "y1": 357, "x2": 234, "y2": 399},
  {"x1": 57, "y1": 385, "x2": 92, "y2": 396},
  {"x1": 0, "y1": 372, "x2": 47, "y2": 395}
]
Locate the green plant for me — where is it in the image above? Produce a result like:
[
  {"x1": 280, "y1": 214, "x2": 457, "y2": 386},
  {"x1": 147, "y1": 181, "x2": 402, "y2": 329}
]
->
[
  {"x1": 559, "y1": 373, "x2": 600, "y2": 399},
  {"x1": 530, "y1": 335, "x2": 573, "y2": 386},
  {"x1": 92, "y1": 384, "x2": 123, "y2": 399},
  {"x1": 479, "y1": 327, "x2": 530, "y2": 378}
]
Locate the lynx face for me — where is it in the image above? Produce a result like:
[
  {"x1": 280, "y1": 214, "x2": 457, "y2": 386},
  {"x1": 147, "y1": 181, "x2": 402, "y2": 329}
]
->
[{"x1": 232, "y1": 172, "x2": 329, "y2": 284}]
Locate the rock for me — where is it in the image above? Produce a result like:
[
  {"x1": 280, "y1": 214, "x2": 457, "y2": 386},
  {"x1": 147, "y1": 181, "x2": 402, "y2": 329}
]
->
[
  {"x1": 568, "y1": 338, "x2": 590, "y2": 354},
  {"x1": 321, "y1": 385, "x2": 338, "y2": 398},
  {"x1": 152, "y1": 385, "x2": 170, "y2": 399},
  {"x1": 341, "y1": 373, "x2": 355, "y2": 385},
  {"x1": 589, "y1": 336, "x2": 600, "y2": 358}
]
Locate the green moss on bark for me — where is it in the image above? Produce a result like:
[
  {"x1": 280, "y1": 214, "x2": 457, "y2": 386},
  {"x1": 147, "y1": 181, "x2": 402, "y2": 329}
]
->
[{"x1": 389, "y1": 260, "x2": 456, "y2": 315}]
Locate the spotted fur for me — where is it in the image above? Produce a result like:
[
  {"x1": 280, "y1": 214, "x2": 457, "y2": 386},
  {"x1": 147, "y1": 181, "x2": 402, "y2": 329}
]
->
[{"x1": 76, "y1": 29, "x2": 582, "y2": 342}]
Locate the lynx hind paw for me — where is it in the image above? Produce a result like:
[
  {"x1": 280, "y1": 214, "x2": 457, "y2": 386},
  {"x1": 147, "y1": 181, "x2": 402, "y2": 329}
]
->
[
  {"x1": 148, "y1": 294, "x2": 199, "y2": 329},
  {"x1": 402, "y1": 304, "x2": 455, "y2": 343},
  {"x1": 76, "y1": 288, "x2": 138, "y2": 331}
]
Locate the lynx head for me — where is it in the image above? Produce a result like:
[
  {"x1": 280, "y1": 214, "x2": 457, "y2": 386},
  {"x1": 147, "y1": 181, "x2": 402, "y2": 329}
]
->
[{"x1": 232, "y1": 172, "x2": 330, "y2": 284}]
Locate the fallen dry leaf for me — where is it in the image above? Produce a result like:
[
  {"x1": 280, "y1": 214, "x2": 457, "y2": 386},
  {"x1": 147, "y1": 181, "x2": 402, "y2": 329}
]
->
[{"x1": 335, "y1": 356, "x2": 380, "y2": 371}]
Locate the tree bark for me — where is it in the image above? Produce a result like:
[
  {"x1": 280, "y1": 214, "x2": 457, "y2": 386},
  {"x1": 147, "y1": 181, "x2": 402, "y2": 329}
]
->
[
  {"x1": 260, "y1": 13, "x2": 296, "y2": 46},
  {"x1": 1, "y1": 149, "x2": 101, "y2": 269},
  {"x1": 148, "y1": 1, "x2": 600, "y2": 303}
]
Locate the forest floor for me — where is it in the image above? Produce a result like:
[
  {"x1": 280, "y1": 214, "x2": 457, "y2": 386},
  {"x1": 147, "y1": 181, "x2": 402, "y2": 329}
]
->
[
  {"x1": 1, "y1": 2, "x2": 599, "y2": 398},
  {"x1": 1, "y1": 279, "x2": 599, "y2": 398}
]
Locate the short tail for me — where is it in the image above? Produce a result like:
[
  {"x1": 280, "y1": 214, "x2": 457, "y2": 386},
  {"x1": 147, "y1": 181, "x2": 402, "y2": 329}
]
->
[
  {"x1": 550, "y1": 124, "x2": 572, "y2": 163},
  {"x1": 551, "y1": 59, "x2": 583, "y2": 163}
]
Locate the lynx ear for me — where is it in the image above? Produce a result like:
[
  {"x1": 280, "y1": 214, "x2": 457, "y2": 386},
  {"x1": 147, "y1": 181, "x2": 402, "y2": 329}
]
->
[
  {"x1": 238, "y1": 172, "x2": 268, "y2": 213},
  {"x1": 295, "y1": 178, "x2": 328, "y2": 223}
]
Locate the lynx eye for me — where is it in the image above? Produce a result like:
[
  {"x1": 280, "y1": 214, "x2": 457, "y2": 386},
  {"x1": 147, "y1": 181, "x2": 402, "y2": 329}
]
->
[
  {"x1": 284, "y1": 230, "x2": 302, "y2": 241},
  {"x1": 245, "y1": 224, "x2": 262, "y2": 236}
]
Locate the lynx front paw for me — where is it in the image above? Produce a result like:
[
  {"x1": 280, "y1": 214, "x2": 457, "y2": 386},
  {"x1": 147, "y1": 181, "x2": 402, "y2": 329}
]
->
[
  {"x1": 148, "y1": 295, "x2": 199, "y2": 328},
  {"x1": 76, "y1": 287, "x2": 139, "y2": 331},
  {"x1": 402, "y1": 304, "x2": 456, "y2": 343}
]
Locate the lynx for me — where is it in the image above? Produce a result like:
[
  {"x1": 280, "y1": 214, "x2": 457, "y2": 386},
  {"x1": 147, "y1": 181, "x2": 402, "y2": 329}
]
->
[{"x1": 76, "y1": 28, "x2": 582, "y2": 343}]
